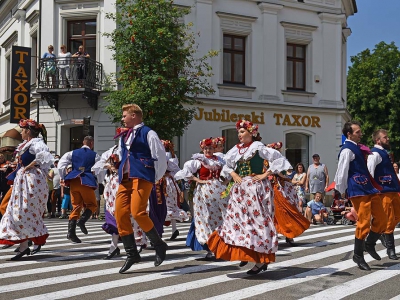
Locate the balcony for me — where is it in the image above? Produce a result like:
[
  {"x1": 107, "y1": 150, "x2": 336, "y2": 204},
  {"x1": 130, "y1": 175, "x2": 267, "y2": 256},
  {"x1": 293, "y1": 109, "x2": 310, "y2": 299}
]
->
[{"x1": 36, "y1": 57, "x2": 103, "y2": 110}]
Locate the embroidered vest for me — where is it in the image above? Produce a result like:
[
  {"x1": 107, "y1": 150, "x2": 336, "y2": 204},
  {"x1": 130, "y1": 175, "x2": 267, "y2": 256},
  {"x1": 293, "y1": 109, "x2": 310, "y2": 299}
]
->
[
  {"x1": 118, "y1": 126, "x2": 156, "y2": 183},
  {"x1": 371, "y1": 147, "x2": 400, "y2": 193},
  {"x1": 65, "y1": 147, "x2": 97, "y2": 189},
  {"x1": 339, "y1": 142, "x2": 379, "y2": 198}
]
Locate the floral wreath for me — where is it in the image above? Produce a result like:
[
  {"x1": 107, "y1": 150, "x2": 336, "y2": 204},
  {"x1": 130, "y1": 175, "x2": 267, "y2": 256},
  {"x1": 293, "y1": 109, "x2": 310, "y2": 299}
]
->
[
  {"x1": 213, "y1": 137, "x2": 226, "y2": 145},
  {"x1": 267, "y1": 141, "x2": 283, "y2": 150},
  {"x1": 235, "y1": 119, "x2": 259, "y2": 137},
  {"x1": 19, "y1": 119, "x2": 40, "y2": 129},
  {"x1": 199, "y1": 137, "x2": 216, "y2": 149}
]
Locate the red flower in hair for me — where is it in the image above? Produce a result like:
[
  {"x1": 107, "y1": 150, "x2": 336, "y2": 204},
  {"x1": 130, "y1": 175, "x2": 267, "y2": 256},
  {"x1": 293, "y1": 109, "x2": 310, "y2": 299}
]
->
[
  {"x1": 199, "y1": 137, "x2": 216, "y2": 148},
  {"x1": 235, "y1": 119, "x2": 259, "y2": 137},
  {"x1": 213, "y1": 137, "x2": 226, "y2": 145}
]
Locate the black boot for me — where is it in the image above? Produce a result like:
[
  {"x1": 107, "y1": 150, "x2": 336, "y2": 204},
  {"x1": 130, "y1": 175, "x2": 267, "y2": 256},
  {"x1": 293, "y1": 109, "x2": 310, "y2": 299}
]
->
[
  {"x1": 353, "y1": 238, "x2": 371, "y2": 271},
  {"x1": 385, "y1": 233, "x2": 399, "y2": 260},
  {"x1": 67, "y1": 220, "x2": 81, "y2": 243},
  {"x1": 77, "y1": 209, "x2": 92, "y2": 235},
  {"x1": 379, "y1": 234, "x2": 387, "y2": 248},
  {"x1": 145, "y1": 227, "x2": 168, "y2": 267},
  {"x1": 365, "y1": 231, "x2": 381, "y2": 260},
  {"x1": 119, "y1": 234, "x2": 141, "y2": 273}
]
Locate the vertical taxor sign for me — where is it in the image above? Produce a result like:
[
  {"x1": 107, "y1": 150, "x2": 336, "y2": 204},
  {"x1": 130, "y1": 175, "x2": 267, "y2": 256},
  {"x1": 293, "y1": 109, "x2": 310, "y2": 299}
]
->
[{"x1": 10, "y1": 46, "x2": 31, "y2": 123}]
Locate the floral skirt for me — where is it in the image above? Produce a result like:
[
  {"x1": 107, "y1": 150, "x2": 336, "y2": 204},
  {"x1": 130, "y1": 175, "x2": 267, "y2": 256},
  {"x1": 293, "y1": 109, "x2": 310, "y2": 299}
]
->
[{"x1": 207, "y1": 176, "x2": 277, "y2": 263}]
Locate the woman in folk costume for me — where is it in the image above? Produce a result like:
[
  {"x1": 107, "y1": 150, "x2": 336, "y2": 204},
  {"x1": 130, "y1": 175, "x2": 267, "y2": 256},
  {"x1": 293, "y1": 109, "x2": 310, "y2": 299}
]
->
[
  {"x1": 91, "y1": 143, "x2": 146, "y2": 259},
  {"x1": 161, "y1": 140, "x2": 189, "y2": 240},
  {"x1": 207, "y1": 120, "x2": 292, "y2": 275},
  {"x1": 213, "y1": 137, "x2": 226, "y2": 159},
  {"x1": 0, "y1": 119, "x2": 53, "y2": 260},
  {"x1": 266, "y1": 142, "x2": 310, "y2": 247},
  {"x1": 175, "y1": 138, "x2": 226, "y2": 260}
]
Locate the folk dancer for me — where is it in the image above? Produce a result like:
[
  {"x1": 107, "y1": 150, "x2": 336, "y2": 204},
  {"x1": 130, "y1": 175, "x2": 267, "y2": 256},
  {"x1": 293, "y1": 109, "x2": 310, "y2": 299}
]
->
[
  {"x1": 207, "y1": 120, "x2": 292, "y2": 275},
  {"x1": 334, "y1": 121, "x2": 387, "y2": 270},
  {"x1": 58, "y1": 136, "x2": 100, "y2": 243},
  {"x1": 114, "y1": 104, "x2": 167, "y2": 274},
  {"x1": 0, "y1": 119, "x2": 52, "y2": 259},
  {"x1": 367, "y1": 129, "x2": 400, "y2": 260}
]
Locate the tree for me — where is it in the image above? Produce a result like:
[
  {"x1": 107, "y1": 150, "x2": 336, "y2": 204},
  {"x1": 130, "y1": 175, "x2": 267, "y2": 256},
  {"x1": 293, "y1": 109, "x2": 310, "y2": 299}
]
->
[
  {"x1": 104, "y1": 0, "x2": 217, "y2": 140},
  {"x1": 347, "y1": 41, "x2": 400, "y2": 159}
]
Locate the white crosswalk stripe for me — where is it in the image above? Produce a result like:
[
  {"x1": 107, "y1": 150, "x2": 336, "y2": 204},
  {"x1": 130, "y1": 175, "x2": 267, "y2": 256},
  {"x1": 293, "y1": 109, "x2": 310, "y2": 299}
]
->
[{"x1": 0, "y1": 220, "x2": 399, "y2": 299}]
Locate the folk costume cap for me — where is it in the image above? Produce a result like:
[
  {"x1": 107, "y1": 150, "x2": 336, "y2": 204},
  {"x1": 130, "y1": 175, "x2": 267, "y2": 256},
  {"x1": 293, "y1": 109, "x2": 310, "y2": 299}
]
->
[
  {"x1": 213, "y1": 137, "x2": 226, "y2": 145},
  {"x1": 19, "y1": 119, "x2": 48, "y2": 144},
  {"x1": 199, "y1": 137, "x2": 216, "y2": 149},
  {"x1": 236, "y1": 119, "x2": 259, "y2": 137}
]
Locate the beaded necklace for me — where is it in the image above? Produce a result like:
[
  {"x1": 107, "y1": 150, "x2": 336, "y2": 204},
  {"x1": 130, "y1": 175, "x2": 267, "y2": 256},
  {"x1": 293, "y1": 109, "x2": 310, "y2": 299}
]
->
[{"x1": 237, "y1": 142, "x2": 253, "y2": 155}]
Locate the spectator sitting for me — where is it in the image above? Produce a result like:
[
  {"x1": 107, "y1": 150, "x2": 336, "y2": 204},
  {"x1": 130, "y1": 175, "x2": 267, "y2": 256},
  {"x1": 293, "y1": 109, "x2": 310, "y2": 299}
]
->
[{"x1": 305, "y1": 192, "x2": 328, "y2": 225}]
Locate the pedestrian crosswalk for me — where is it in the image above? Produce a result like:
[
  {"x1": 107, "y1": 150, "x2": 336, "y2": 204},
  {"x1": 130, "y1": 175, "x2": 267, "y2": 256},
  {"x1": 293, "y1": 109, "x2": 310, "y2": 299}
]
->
[{"x1": 1, "y1": 220, "x2": 400, "y2": 299}]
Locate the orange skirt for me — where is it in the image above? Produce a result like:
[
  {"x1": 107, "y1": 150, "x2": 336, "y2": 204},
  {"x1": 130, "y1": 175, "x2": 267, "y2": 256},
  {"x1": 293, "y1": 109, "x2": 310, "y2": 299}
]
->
[
  {"x1": 273, "y1": 184, "x2": 310, "y2": 239},
  {"x1": 207, "y1": 231, "x2": 276, "y2": 264}
]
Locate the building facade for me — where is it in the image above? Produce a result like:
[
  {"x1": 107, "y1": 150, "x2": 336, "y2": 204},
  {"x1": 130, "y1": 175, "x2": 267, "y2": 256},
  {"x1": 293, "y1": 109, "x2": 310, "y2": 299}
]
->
[{"x1": 0, "y1": 0, "x2": 357, "y2": 178}]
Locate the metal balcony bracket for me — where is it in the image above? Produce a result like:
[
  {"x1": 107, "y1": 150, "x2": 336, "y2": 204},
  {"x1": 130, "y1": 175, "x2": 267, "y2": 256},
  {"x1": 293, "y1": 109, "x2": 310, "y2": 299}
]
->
[
  {"x1": 82, "y1": 90, "x2": 98, "y2": 110},
  {"x1": 41, "y1": 93, "x2": 59, "y2": 111}
]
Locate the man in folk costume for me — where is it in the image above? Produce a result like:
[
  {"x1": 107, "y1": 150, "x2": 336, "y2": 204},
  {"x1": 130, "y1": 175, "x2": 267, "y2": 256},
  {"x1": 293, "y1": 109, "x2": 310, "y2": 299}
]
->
[
  {"x1": 58, "y1": 136, "x2": 100, "y2": 243},
  {"x1": 334, "y1": 121, "x2": 387, "y2": 271},
  {"x1": 367, "y1": 129, "x2": 400, "y2": 260},
  {"x1": 114, "y1": 104, "x2": 167, "y2": 274}
]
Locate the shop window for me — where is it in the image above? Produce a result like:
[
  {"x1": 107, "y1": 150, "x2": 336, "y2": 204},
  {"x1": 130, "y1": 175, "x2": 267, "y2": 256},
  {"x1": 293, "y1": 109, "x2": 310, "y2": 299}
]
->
[
  {"x1": 222, "y1": 128, "x2": 238, "y2": 152},
  {"x1": 287, "y1": 44, "x2": 306, "y2": 90},
  {"x1": 67, "y1": 19, "x2": 97, "y2": 60},
  {"x1": 285, "y1": 132, "x2": 309, "y2": 168},
  {"x1": 70, "y1": 125, "x2": 94, "y2": 150},
  {"x1": 223, "y1": 35, "x2": 245, "y2": 84}
]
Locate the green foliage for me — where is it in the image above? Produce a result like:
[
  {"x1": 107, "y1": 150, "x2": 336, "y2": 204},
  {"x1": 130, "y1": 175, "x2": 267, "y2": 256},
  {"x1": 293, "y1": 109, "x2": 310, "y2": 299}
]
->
[
  {"x1": 103, "y1": 0, "x2": 218, "y2": 140},
  {"x1": 347, "y1": 41, "x2": 400, "y2": 160}
]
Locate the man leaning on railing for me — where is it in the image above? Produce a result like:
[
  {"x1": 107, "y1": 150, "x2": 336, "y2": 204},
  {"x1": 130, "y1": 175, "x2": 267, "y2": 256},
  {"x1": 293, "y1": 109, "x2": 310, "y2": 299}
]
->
[{"x1": 72, "y1": 45, "x2": 90, "y2": 88}]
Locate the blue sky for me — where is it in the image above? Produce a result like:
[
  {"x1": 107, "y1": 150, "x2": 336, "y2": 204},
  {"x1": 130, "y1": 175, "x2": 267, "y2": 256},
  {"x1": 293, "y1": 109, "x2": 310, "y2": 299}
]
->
[{"x1": 347, "y1": 0, "x2": 400, "y2": 68}]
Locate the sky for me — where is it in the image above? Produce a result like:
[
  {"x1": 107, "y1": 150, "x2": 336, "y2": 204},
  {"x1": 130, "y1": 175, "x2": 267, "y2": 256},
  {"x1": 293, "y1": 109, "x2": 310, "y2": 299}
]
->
[{"x1": 347, "y1": 0, "x2": 400, "y2": 67}]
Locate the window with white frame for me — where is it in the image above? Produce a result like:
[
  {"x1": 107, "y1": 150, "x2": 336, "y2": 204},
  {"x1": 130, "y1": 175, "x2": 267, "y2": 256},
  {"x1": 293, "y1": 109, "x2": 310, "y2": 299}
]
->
[
  {"x1": 287, "y1": 44, "x2": 306, "y2": 90},
  {"x1": 223, "y1": 35, "x2": 246, "y2": 84},
  {"x1": 222, "y1": 128, "x2": 238, "y2": 151}
]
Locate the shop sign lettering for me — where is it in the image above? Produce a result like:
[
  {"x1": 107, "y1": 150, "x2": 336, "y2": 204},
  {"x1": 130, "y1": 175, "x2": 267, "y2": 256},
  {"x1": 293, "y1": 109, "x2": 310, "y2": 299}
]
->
[{"x1": 194, "y1": 108, "x2": 265, "y2": 124}]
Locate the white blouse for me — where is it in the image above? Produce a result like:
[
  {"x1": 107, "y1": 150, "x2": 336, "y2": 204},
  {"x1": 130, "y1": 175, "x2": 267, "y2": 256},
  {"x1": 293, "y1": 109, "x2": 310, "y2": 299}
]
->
[
  {"x1": 174, "y1": 153, "x2": 225, "y2": 181},
  {"x1": 17, "y1": 138, "x2": 54, "y2": 172},
  {"x1": 221, "y1": 141, "x2": 292, "y2": 179}
]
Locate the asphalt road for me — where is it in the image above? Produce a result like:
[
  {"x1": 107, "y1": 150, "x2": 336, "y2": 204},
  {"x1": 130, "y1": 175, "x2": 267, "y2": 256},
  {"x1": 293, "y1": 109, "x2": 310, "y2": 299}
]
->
[{"x1": 0, "y1": 220, "x2": 400, "y2": 300}]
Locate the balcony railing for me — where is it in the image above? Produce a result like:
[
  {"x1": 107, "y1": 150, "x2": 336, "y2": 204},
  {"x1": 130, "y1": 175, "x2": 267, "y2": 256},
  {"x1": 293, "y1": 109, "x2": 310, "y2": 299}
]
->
[
  {"x1": 37, "y1": 57, "x2": 103, "y2": 91},
  {"x1": 36, "y1": 57, "x2": 103, "y2": 110}
]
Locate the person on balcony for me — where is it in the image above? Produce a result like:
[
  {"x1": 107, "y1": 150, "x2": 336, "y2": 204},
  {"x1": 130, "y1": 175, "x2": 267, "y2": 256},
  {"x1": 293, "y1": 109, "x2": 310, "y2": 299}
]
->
[
  {"x1": 58, "y1": 45, "x2": 71, "y2": 88},
  {"x1": 72, "y1": 45, "x2": 90, "y2": 88},
  {"x1": 42, "y1": 45, "x2": 57, "y2": 88}
]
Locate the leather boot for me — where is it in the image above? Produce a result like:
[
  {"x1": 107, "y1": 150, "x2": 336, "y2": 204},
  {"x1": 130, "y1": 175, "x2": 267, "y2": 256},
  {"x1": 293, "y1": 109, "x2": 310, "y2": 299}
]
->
[
  {"x1": 353, "y1": 238, "x2": 371, "y2": 271},
  {"x1": 119, "y1": 234, "x2": 141, "y2": 273},
  {"x1": 364, "y1": 231, "x2": 381, "y2": 260},
  {"x1": 77, "y1": 209, "x2": 92, "y2": 235},
  {"x1": 379, "y1": 234, "x2": 387, "y2": 248},
  {"x1": 145, "y1": 227, "x2": 168, "y2": 267},
  {"x1": 385, "y1": 233, "x2": 399, "y2": 260},
  {"x1": 67, "y1": 220, "x2": 81, "y2": 243}
]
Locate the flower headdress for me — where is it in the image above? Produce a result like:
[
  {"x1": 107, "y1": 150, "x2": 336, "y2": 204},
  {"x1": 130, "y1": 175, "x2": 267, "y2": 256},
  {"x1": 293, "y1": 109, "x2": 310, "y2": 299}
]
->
[
  {"x1": 19, "y1": 119, "x2": 47, "y2": 144},
  {"x1": 213, "y1": 137, "x2": 226, "y2": 145},
  {"x1": 19, "y1": 119, "x2": 40, "y2": 129},
  {"x1": 199, "y1": 137, "x2": 216, "y2": 149},
  {"x1": 266, "y1": 142, "x2": 283, "y2": 150},
  {"x1": 236, "y1": 119, "x2": 259, "y2": 137}
]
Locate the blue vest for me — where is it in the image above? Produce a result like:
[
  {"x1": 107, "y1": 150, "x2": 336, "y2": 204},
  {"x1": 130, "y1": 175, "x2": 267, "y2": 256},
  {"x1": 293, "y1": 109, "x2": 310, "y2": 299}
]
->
[
  {"x1": 371, "y1": 147, "x2": 400, "y2": 193},
  {"x1": 339, "y1": 141, "x2": 380, "y2": 198},
  {"x1": 7, "y1": 149, "x2": 35, "y2": 182},
  {"x1": 118, "y1": 126, "x2": 156, "y2": 183},
  {"x1": 65, "y1": 147, "x2": 97, "y2": 189}
]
